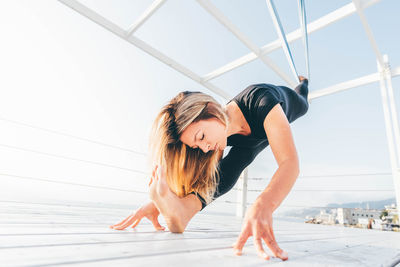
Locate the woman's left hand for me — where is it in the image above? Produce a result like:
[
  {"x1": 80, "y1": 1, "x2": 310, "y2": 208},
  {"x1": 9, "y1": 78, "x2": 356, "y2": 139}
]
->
[{"x1": 232, "y1": 195, "x2": 288, "y2": 261}]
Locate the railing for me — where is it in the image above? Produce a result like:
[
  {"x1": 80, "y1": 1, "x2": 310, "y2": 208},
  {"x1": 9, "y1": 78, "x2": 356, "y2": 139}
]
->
[
  {"x1": 232, "y1": 169, "x2": 396, "y2": 217},
  {"x1": 0, "y1": 111, "x2": 397, "y2": 220},
  {"x1": 1, "y1": 0, "x2": 399, "y2": 222}
]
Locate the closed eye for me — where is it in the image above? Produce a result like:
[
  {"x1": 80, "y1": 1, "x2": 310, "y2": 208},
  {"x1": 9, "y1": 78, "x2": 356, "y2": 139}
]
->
[{"x1": 190, "y1": 133, "x2": 204, "y2": 149}]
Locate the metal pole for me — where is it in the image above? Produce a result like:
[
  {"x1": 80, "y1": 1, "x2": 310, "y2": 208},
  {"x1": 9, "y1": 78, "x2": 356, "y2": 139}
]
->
[
  {"x1": 352, "y1": 0, "x2": 384, "y2": 67},
  {"x1": 236, "y1": 168, "x2": 248, "y2": 218},
  {"x1": 377, "y1": 58, "x2": 400, "y2": 221},
  {"x1": 383, "y1": 55, "x2": 400, "y2": 168}
]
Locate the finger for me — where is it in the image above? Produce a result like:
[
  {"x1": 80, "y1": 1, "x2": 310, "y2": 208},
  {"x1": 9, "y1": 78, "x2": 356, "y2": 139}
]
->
[
  {"x1": 109, "y1": 213, "x2": 134, "y2": 228},
  {"x1": 267, "y1": 226, "x2": 284, "y2": 257},
  {"x1": 253, "y1": 224, "x2": 269, "y2": 260},
  {"x1": 152, "y1": 165, "x2": 157, "y2": 177},
  {"x1": 262, "y1": 229, "x2": 287, "y2": 261},
  {"x1": 148, "y1": 176, "x2": 153, "y2": 186},
  {"x1": 150, "y1": 217, "x2": 165, "y2": 231},
  {"x1": 269, "y1": 224, "x2": 277, "y2": 242},
  {"x1": 113, "y1": 214, "x2": 138, "y2": 230},
  {"x1": 233, "y1": 229, "x2": 250, "y2": 255},
  {"x1": 268, "y1": 226, "x2": 288, "y2": 260},
  {"x1": 254, "y1": 236, "x2": 269, "y2": 260},
  {"x1": 154, "y1": 165, "x2": 160, "y2": 181},
  {"x1": 131, "y1": 218, "x2": 141, "y2": 229}
]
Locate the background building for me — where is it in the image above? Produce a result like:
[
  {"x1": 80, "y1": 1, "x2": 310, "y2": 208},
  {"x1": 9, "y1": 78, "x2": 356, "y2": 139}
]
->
[{"x1": 336, "y1": 207, "x2": 381, "y2": 225}]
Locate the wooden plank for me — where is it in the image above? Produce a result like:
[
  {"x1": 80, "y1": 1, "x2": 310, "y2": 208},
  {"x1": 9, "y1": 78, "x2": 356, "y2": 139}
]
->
[
  {"x1": 0, "y1": 221, "x2": 393, "y2": 266},
  {"x1": 1, "y1": 232, "x2": 389, "y2": 267},
  {"x1": 1, "y1": 202, "x2": 399, "y2": 266}
]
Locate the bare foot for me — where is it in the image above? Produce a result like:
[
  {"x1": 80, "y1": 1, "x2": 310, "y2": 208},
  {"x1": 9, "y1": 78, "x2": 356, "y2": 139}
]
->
[
  {"x1": 298, "y1": 75, "x2": 308, "y2": 83},
  {"x1": 149, "y1": 165, "x2": 196, "y2": 233}
]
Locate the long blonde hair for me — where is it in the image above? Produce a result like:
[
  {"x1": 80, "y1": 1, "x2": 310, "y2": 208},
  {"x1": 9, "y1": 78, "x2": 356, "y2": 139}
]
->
[{"x1": 149, "y1": 91, "x2": 228, "y2": 204}]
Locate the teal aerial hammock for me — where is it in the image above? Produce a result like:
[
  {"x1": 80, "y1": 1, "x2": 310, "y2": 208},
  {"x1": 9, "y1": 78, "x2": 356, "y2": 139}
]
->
[{"x1": 266, "y1": 0, "x2": 310, "y2": 82}]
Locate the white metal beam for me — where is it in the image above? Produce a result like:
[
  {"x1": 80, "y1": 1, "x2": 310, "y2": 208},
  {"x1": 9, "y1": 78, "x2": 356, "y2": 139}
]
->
[
  {"x1": 236, "y1": 168, "x2": 248, "y2": 218},
  {"x1": 377, "y1": 56, "x2": 400, "y2": 221},
  {"x1": 382, "y1": 56, "x2": 400, "y2": 169},
  {"x1": 309, "y1": 65, "x2": 400, "y2": 100},
  {"x1": 196, "y1": 0, "x2": 259, "y2": 53},
  {"x1": 58, "y1": 0, "x2": 231, "y2": 100},
  {"x1": 196, "y1": 0, "x2": 296, "y2": 87},
  {"x1": 202, "y1": 0, "x2": 381, "y2": 82},
  {"x1": 352, "y1": 0, "x2": 384, "y2": 67},
  {"x1": 126, "y1": 0, "x2": 167, "y2": 37}
]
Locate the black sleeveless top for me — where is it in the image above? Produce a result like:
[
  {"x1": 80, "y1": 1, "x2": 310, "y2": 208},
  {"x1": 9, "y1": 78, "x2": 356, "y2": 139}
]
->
[{"x1": 195, "y1": 82, "x2": 309, "y2": 210}]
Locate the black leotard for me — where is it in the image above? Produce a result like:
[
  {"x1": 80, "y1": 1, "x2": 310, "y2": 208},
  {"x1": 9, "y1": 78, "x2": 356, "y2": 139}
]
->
[{"x1": 192, "y1": 81, "x2": 309, "y2": 210}]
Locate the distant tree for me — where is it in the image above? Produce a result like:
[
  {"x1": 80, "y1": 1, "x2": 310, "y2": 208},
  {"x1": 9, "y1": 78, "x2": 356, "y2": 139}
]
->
[{"x1": 380, "y1": 210, "x2": 388, "y2": 219}]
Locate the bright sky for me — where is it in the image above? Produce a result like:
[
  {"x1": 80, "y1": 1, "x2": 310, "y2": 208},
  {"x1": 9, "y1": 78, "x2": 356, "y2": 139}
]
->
[{"x1": 0, "y1": 0, "x2": 399, "y2": 214}]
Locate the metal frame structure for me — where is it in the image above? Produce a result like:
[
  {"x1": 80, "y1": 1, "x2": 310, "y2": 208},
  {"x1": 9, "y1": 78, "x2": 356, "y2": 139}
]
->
[{"x1": 58, "y1": 0, "x2": 400, "y2": 218}]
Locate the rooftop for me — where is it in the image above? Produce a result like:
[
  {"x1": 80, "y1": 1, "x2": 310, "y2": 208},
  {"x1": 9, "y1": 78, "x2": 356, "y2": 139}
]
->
[
  {"x1": 1, "y1": 1, "x2": 400, "y2": 266},
  {"x1": 2, "y1": 200, "x2": 400, "y2": 266}
]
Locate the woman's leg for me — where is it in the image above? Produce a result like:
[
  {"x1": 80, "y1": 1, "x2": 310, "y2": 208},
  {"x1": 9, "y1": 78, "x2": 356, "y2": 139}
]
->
[
  {"x1": 150, "y1": 166, "x2": 202, "y2": 233},
  {"x1": 293, "y1": 77, "x2": 309, "y2": 118},
  {"x1": 152, "y1": 192, "x2": 201, "y2": 233},
  {"x1": 295, "y1": 76, "x2": 309, "y2": 102}
]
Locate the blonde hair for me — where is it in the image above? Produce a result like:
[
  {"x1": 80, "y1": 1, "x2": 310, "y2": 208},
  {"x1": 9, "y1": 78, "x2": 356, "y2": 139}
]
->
[{"x1": 149, "y1": 91, "x2": 228, "y2": 204}]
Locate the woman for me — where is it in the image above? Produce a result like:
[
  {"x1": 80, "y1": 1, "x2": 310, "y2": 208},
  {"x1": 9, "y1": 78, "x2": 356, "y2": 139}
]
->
[{"x1": 110, "y1": 77, "x2": 310, "y2": 261}]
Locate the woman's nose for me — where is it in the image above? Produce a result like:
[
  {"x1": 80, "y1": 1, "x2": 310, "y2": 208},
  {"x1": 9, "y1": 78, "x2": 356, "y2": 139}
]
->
[{"x1": 202, "y1": 143, "x2": 211, "y2": 153}]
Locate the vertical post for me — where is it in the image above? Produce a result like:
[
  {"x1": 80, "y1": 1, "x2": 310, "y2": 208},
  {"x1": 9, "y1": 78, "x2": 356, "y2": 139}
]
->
[
  {"x1": 236, "y1": 168, "x2": 248, "y2": 218},
  {"x1": 383, "y1": 55, "x2": 400, "y2": 168},
  {"x1": 377, "y1": 56, "x2": 400, "y2": 221}
]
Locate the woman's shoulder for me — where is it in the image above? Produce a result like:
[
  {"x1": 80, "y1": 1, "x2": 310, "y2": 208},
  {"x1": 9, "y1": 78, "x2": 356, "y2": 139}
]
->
[
  {"x1": 230, "y1": 83, "x2": 284, "y2": 139},
  {"x1": 231, "y1": 83, "x2": 280, "y2": 104},
  {"x1": 230, "y1": 83, "x2": 282, "y2": 113}
]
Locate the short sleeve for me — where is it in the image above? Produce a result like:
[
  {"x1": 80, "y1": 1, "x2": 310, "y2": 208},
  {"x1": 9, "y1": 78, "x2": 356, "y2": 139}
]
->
[{"x1": 255, "y1": 89, "x2": 283, "y2": 128}]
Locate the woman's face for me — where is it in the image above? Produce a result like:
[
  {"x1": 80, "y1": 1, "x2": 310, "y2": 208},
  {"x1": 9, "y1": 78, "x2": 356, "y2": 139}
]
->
[{"x1": 180, "y1": 118, "x2": 227, "y2": 153}]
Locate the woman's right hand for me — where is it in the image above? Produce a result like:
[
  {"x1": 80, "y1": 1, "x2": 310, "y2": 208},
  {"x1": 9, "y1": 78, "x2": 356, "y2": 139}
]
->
[{"x1": 109, "y1": 201, "x2": 165, "y2": 231}]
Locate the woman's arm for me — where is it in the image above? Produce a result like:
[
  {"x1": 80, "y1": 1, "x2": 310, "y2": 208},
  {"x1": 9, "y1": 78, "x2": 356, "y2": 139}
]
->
[
  {"x1": 259, "y1": 102, "x2": 300, "y2": 210},
  {"x1": 233, "y1": 103, "x2": 298, "y2": 261}
]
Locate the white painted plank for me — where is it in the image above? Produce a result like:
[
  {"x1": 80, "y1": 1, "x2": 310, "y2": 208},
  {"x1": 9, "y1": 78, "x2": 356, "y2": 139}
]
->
[
  {"x1": 1, "y1": 202, "x2": 399, "y2": 266},
  {"x1": 2, "y1": 232, "x2": 391, "y2": 267}
]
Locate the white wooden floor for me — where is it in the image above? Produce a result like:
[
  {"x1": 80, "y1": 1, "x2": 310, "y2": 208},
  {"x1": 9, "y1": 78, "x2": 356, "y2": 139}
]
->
[{"x1": 1, "y1": 201, "x2": 400, "y2": 267}]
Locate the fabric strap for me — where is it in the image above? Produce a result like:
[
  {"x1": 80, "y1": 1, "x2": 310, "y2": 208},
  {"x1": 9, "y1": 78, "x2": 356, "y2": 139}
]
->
[
  {"x1": 266, "y1": 0, "x2": 299, "y2": 82},
  {"x1": 298, "y1": 0, "x2": 310, "y2": 80},
  {"x1": 266, "y1": 0, "x2": 310, "y2": 82}
]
